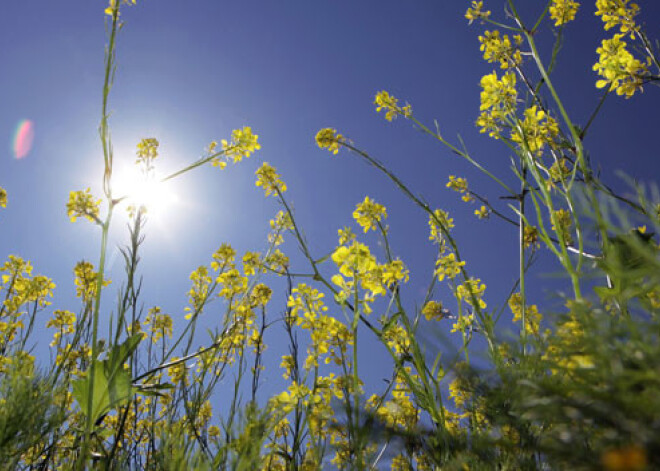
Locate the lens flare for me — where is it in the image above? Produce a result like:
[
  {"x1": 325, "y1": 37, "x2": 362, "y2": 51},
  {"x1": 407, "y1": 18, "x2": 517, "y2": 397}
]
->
[{"x1": 13, "y1": 119, "x2": 35, "y2": 160}]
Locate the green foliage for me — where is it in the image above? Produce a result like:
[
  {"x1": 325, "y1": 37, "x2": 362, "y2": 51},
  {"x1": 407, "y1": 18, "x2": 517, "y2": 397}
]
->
[
  {"x1": 72, "y1": 334, "x2": 142, "y2": 426},
  {"x1": 0, "y1": 365, "x2": 65, "y2": 466}
]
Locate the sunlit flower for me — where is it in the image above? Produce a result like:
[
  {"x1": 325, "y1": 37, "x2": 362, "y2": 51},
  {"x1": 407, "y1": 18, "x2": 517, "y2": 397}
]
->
[
  {"x1": 221, "y1": 126, "x2": 261, "y2": 163},
  {"x1": 66, "y1": 188, "x2": 101, "y2": 223}
]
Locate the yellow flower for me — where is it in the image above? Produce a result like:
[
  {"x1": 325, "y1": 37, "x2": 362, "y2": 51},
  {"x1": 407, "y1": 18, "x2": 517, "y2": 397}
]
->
[
  {"x1": 338, "y1": 227, "x2": 356, "y2": 245},
  {"x1": 216, "y1": 268, "x2": 248, "y2": 299},
  {"x1": 250, "y1": 283, "x2": 272, "y2": 306},
  {"x1": 242, "y1": 251, "x2": 261, "y2": 276},
  {"x1": 593, "y1": 34, "x2": 647, "y2": 97},
  {"x1": 435, "y1": 253, "x2": 465, "y2": 282},
  {"x1": 511, "y1": 106, "x2": 559, "y2": 154},
  {"x1": 47, "y1": 310, "x2": 76, "y2": 346},
  {"x1": 74, "y1": 261, "x2": 110, "y2": 303},
  {"x1": 465, "y1": 1, "x2": 491, "y2": 24},
  {"x1": 255, "y1": 162, "x2": 287, "y2": 197},
  {"x1": 523, "y1": 225, "x2": 540, "y2": 249},
  {"x1": 477, "y1": 71, "x2": 517, "y2": 138},
  {"x1": 508, "y1": 293, "x2": 543, "y2": 335},
  {"x1": 135, "y1": 137, "x2": 159, "y2": 164},
  {"x1": 211, "y1": 243, "x2": 236, "y2": 271},
  {"x1": 479, "y1": 30, "x2": 522, "y2": 69},
  {"x1": 144, "y1": 306, "x2": 173, "y2": 342},
  {"x1": 353, "y1": 196, "x2": 387, "y2": 233},
  {"x1": 428, "y1": 209, "x2": 454, "y2": 243},
  {"x1": 219, "y1": 126, "x2": 261, "y2": 164},
  {"x1": 0, "y1": 186, "x2": 6, "y2": 209},
  {"x1": 374, "y1": 91, "x2": 412, "y2": 121},
  {"x1": 104, "y1": 0, "x2": 136, "y2": 16},
  {"x1": 474, "y1": 205, "x2": 489, "y2": 219},
  {"x1": 422, "y1": 300, "x2": 444, "y2": 321},
  {"x1": 595, "y1": 0, "x2": 640, "y2": 35},
  {"x1": 315, "y1": 128, "x2": 344, "y2": 154},
  {"x1": 456, "y1": 278, "x2": 487, "y2": 310},
  {"x1": 66, "y1": 188, "x2": 101, "y2": 223},
  {"x1": 549, "y1": 0, "x2": 580, "y2": 26}
]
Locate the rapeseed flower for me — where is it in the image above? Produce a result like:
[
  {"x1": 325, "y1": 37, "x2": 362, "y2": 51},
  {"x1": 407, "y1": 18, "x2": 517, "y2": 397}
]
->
[
  {"x1": 593, "y1": 34, "x2": 647, "y2": 97},
  {"x1": 315, "y1": 128, "x2": 344, "y2": 154},
  {"x1": 353, "y1": 196, "x2": 387, "y2": 233},
  {"x1": 374, "y1": 90, "x2": 412, "y2": 121},
  {"x1": 595, "y1": 0, "x2": 640, "y2": 35},
  {"x1": 255, "y1": 162, "x2": 287, "y2": 197},
  {"x1": 66, "y1": 188, "x2": 101, "y2": 223},
  {"x1": 549, "y1": 0, "x2": 580, "y2": 26},
  {"x1": 465, "y1": 1, "x2": 491, "y2": 24}
]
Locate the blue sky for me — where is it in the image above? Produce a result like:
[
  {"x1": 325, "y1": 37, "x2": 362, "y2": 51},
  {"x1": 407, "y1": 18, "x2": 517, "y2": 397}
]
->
[{"x1": 1, "y1": 1, "x2": 660, "y2": 400}]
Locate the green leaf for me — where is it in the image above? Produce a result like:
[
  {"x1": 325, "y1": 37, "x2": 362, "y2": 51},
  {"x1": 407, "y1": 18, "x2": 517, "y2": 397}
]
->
[{"x1": 72, "y1": 334, "x2": 142, "y2": 425}]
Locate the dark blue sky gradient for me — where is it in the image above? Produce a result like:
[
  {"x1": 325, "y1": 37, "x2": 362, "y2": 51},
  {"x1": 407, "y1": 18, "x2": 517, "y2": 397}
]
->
[{"x1": 1, "y1": 1, "x2": 659, "y2": 397}]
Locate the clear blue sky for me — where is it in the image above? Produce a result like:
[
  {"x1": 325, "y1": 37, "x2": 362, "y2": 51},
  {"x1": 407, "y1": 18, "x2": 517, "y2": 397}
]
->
[{"x1": 1, "y1": 1, "x2": 660, "y2": 398}]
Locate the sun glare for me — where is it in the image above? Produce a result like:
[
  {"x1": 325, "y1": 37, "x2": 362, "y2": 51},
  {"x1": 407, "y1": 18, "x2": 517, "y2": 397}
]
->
[{"x1": 113, "y1": 166, "x2": 179, "y2": 220}]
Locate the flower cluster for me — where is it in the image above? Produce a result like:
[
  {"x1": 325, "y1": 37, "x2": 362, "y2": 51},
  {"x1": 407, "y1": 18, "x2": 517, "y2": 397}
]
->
[
  {"x1": 47, "y1": 310, "x2": 76, "y2": 346},
  {"x1": 508, "y1": 293, "x2": 543, "y2": 335},
  {"x1": 465, "y1": 1, "x2": 491, "y2": 24},
  {"x1": 593, "y1": 34, "x2": 647, "y2": 97},
  {"x1": 474, "y1": 205, "x2": 490, "y2": 219},
  {"x1": 478, "y1": 30, "x2": 522, "y2": 69},
  {"x1": 428, "y1": 208, "x2": 454, "y2": 244},
  {"x1": 511, "y1": 106, "x2": 559, "y2": 155},
  {"x1": 435, "y1": 253, "x2": 465, "y2": 282},
  {"x1": 476, "y1": 71, "x2": 517, "y2": 138},
  {"x1": 73, "y1": 261, "x2": 110, "y2": 305},
  {"x1": 255, "y1": 162, "x2": 287, "y2": 197},
  {"x1": 288, "y1": 284, "x2": 352, "y2": 368},
  {"x1": 268, "y1": 210, "x2": 293, "y2": 246},
  {"x1": 353, "y1": 196, "x2": 387, "y2": 233},
  {"x1": 456, "y1": 278, "x2": 487, "y2": 310},
  {"x1": 219, "y1": 126, "x2": 261, "y2": 165},
  {"x1": 315, "y1": 128, "x2": 344, "y2": 155},
  {"x1": 331, "y1": 241, "x2": 408, "y2": 311},
  {"x1": 374, "y1": 91, "x2": 412, "y2": 121},
  {"x1": 144, "y1": 306, "x2": 173, "y2": 343},
  {"x1": 422, "y1": 300, "x2": 444, "y2": 321},
  {"x1": 135, "y1": 137, "x2": 159, "y2": 164},
  {"x1": 66, "y1": 188, "x2": 101, "y2": 223},
  {"x1": 550, "y1": 0, "x2": 580, "y2": 26},
  {"x1": 524, "y1": 225, "x2": 540, "y2": 249},
  {"x1": 595, "y1": 0, "x2": 640, "y2": 35},
  {"x1": 1, "y1": 255, "x2": 55, "y2": 315},
  {"x1": 446, "y1": 175, "x2": 474, "y2": 203}
]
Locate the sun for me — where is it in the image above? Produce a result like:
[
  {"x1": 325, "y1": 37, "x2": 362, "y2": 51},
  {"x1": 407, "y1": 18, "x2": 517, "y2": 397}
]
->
[{"x1": 112, "y1": 165, "x2": 179, "y2": 220}]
